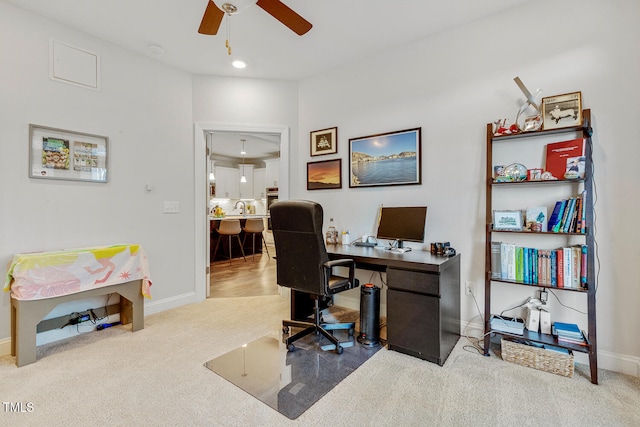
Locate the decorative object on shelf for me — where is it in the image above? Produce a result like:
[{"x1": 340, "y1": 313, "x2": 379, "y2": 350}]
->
[
  {"x1": 541, "y1": 171, "x2": 557, "y2": 180},
  {"x1": 29, "y1": 124, "x2": 108, "y2": 183},
  {"x1": 494, "y1": 165, "x2": 506, "y2": 180},
  {"x1": 349, "y1": 127, "x2": 421, "y2": 188},
  {"x1": 307, "y1": 158, "x2": 342, "y2": 190},
  {"x1": 493, "y1": 118, "x2": 519, "y2": 136},
  {"x1": 503, "y1": 162, "x2": 528, "y2": 182},
  {"x1": 519, "y1": 114, "x2": 543, "y2": 132},
  {"x1": 493, "y1": 210, "x2": 524, "y2": 231},
  {"x1": 525, "y1": 206, "x2": 548, "y2": 232},
  {"x1": 541, "y1": 92, "x2": 582, "y2": 130},
  {"x1": 513, "y1": 77, "x2": 543, "y2": 132},
  {"x1": 527, "y1": 168, "x2": 543, "y2": 181},
  {"x1": 310, "y1": 127, "x2": 338, "y2": 156}
]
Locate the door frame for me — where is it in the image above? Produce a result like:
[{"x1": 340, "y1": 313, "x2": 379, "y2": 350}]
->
[{"x1": 193, "y1": 122, "x2": 289, "y2": 301}]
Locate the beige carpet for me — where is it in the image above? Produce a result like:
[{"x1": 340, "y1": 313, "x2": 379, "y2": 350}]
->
[{"x1": 1, "y1": 295, "x2": 639, "y2": 426}]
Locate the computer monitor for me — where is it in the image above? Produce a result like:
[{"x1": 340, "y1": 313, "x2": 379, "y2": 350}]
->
[{"x1": 376, "y1": 206, "x2": 427, "y2": 248}]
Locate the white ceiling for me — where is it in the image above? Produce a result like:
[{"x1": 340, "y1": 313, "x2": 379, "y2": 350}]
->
[
  {"x1": 6, "y1": 0, "x2": 528, "y2": 160},
  {"x1": 5, "y1": 0, "x2": 529, "y2": 80}
]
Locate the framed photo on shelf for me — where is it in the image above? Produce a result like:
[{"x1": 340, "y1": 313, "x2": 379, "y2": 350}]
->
[
  {"x1": 310, "y1": 127, "x2": 338, "y2": 156},
  {"x1": 29, "y1": 124, "x2": 108, "y2": 183},
  {"x1": 307, "y1": 158, "x2": 342, "y2": 190},
  {"x1": 493, "y1": 210, "x2": 524, "y2": 231},
  {"x1": 541, "y1": 91, "x2": 582, "y2": 130},
  {"x1": 349, "y1": 127, "x2": 421, "y2": 188}
]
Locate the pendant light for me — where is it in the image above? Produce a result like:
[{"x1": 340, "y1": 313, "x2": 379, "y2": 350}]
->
[{"x1": 240, "y1": 139, "x2": 247, "y2": 183}]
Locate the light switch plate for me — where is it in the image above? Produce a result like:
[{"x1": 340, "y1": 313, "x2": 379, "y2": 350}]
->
[{"x1": 163, "y1": 201, "x2": 179, "y2": 214}]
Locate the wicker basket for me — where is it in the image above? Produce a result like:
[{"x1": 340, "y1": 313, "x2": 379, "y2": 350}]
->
[{"x1": 501, "y1": 338, "x2": 574, "y2": 378}]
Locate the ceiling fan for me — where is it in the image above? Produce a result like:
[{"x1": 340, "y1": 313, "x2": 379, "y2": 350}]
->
[{"x1": 198, "y1": 0, "x2": 312, "y2": 37}]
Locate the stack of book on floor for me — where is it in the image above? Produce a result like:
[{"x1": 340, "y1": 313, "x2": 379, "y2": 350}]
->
[{"x1": 552, "y1": 322, "x2": 587, "y2": 346}]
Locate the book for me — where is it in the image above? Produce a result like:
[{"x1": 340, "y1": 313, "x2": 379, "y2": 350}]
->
[
  {"x1": 571, "y1": 246, "x2": 581, "y2": 288},
  {"x1": 553, "y1": 322, "x2": 583, "y2": 339},
  {"x1": 556, "y1": 249, "x2": 564, "y2": 288},
  {"x1": 545, "y1": 138, "x2": 586, "y2": 180},
  {"x1": 550, "y1": 250, "x2": 557, "y2": 287},
  {"x1": 515, "y1": 246, "x2": 524, "y2": 282},
  {"x1": 563, "y1": 247, "x2": 573, "y2": 288},
  {"x1": 562, "y1": 197, "x2": 577, "y2": 233},
  {"x1": 552, "y1": 199, "x2": 569, "y2": 232},
  {"x1": 505, "y1": 243, "x2": 516, "y2": 280},
  {"x1": 491, "y1": 241, "x2": 502, "y2": 279},
  {"x1": 500, "y1": 243, "x2": 509, "y2": 279},
  {"x1": 548, "y1": 200, "x2": 566, "y2": 232},
  {"x1": 580, "y1": 244, "x2": 588, "y2": 286}
]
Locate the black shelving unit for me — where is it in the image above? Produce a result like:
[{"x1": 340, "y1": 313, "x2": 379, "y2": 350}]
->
[{"x1": 483, "y1": 109, "x2": 598, "y2": 384}]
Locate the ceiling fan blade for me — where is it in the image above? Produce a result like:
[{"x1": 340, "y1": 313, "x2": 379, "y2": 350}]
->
[
  {"x1": 256, "y1": 0, "x2": 312, "y2": 36},
  {"x1": 198, "y1": 1, "x2": 225, "y2": 35}
]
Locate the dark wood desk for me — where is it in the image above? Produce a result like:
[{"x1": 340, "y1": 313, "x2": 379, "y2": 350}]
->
[{"x1": 326, "y1": 245, "x2": 461, "y2": 366}]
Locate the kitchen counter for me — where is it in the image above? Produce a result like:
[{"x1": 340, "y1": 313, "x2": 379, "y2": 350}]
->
[
  {"x1": 209, "y1": 216, "x2": 269, "y2": 262},
  {"x1": 210, "y1": 214, "x2": 269, "y2": 220}
]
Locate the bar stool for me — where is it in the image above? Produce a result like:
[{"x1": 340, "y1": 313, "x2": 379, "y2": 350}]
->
[
  {"x1": 212, "y1": 219, "x2": 246, "y2": 265},
  {"x1": 242, "y1": 218, "x2": 271, "y2": 261}
]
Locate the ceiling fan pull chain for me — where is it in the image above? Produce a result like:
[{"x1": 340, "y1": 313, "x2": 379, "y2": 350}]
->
[{"x1": 226, "y1": 12, "x2": 232, "y2": 55}]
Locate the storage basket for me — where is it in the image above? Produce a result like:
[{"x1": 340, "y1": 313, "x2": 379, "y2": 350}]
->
[{"x1": 501, "y1": 338, "x2": 574, "y2": 378}]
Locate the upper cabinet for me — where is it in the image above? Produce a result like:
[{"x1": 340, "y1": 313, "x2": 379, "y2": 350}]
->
[
  {"x1": 214, "y1": 166, "x2": 239, "y2": 199},
  {"x1": 264, "y1": 158, "x2": 279, "y2": 188},
  {"x1": 253, "y1": 168, "x2": 266, "y2": 199}
]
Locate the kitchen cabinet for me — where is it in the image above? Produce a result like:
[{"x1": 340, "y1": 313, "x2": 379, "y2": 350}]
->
[
  {"x1": 214, "y1": 166, "x2": 239, "y2": 199},
  {"x1": 264, "y1": 158, "x2": 279, "y2": 188},
  {"x1": 253, "y1": 168, "x2": 266, "y2": 199}
]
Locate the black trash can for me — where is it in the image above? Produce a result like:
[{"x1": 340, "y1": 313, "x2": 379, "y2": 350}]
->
[{"x1": 357, "y1": 284, "x2": 380, "y2": 347}]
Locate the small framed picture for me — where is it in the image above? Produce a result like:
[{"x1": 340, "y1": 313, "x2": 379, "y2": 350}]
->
[
  {"x1": 541, "y1": 92, "x2": 582, "y2": 130},
  {"x1": 493, "y1": 210, "x2": 524, "y2": 231},
  {"x1": 307, "y1": 158, "x2": 342, "y2": 190},
  {"x1": 29, "y1": 124, "x2": 108, "y2": 182},
  {"x1": 310, "y1": 127, "x2": 338, "y2": 156},
  {"x1": 527, "y1": 168, "x2": 543, "y2": 181}
]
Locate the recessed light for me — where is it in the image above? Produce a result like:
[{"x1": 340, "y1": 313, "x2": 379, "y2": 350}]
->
[{"x1": 232, "y1": 59, "x2": 247, "y2": 69}]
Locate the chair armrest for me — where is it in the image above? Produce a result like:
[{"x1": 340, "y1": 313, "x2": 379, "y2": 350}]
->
[{"x1": 323, "y1": 259, "x2": 356, "y2": 284}]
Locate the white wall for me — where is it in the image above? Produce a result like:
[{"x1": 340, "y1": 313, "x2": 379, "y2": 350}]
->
[
  {"x1": 0, "y1": 2, "x2": 197, "y2": 345},
  {"x1": 297, "y1": 0, "x2": 640, "y2": 375}
]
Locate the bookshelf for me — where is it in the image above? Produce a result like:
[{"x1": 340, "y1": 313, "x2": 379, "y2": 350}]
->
[{"x1": 483, "y1": 109, "x2": 598, "y2": 384}]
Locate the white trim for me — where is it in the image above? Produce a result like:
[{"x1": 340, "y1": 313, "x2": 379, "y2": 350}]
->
[{"x1": 193, "y1": 122, "x2": 290, "y2": 302}]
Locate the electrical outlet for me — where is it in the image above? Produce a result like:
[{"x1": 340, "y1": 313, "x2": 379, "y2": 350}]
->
[{"x1": 465, "y1": 281, "x2": 475, "y2": 296}]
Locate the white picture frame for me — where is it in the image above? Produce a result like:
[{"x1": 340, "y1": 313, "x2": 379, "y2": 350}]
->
[
  {"x1": 29, "y1": 124, "x2": 108, "y2": 183},
  {"x1": 493, "y1": 210, "x2": 524, "y2": 231}
]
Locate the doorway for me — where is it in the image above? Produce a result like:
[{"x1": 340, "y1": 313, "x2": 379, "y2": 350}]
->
[{"x1": 193, "y1": 123, "x2": 289, "y2": 302}]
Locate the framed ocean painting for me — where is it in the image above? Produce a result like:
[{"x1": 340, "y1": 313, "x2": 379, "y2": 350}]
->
[{"x1": 349, "y1": 127, "x2": 421, "y2": 188}]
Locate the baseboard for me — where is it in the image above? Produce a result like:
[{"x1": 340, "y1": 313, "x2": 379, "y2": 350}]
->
[
  {"x1": 460, "y1": 319, "x2": 640, "y2": 378},
  {"x1": 0, "y1": 337, "x2": 11, "y2": 357}
]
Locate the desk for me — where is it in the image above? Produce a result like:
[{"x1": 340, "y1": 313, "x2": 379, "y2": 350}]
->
[{"x1": 326, "y1": 245, "x2": 460, "y2": 366}]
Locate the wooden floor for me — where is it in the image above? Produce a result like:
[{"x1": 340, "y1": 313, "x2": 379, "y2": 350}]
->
[{"x1": 209, "y1": 243, "x2": 278, "y2": 298}]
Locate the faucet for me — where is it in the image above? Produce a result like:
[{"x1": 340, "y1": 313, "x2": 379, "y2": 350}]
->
[{"x1": 234, "y1": 200, "x2": 246, "y2": 216}]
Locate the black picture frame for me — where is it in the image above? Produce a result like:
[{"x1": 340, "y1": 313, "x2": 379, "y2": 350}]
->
[
  {"x1": 349, "y1": 127, "x2": 421, "y2": 188},
  {"x1": 307, "y1": 158, "x2": 342, "y2": 190}
]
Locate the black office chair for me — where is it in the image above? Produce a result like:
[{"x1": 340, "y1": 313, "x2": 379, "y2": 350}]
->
[{"x1": 270, "y1": 200, "x2": 359, "y2": 354}]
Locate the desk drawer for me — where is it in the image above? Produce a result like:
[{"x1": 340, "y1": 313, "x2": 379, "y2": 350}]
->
[{"x1": 387, "y1": 268, "x2": 439, "y2": 296}]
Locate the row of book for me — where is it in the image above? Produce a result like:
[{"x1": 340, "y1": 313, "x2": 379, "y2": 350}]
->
[
  {"x1": 548, "y1": 191, "x2": 587, "y2": 233},
  {"x1": 491, "y1": 242, "x2": 587, "y2": 289},
  {"x1": 553, "y1": 322, "x2": 587, "y2": 346}
]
